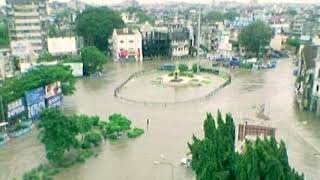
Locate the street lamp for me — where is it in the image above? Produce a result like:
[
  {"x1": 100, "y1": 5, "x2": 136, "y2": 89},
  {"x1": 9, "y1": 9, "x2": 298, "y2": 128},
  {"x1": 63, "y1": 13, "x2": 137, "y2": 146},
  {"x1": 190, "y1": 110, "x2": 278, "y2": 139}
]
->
[{"x1": 153, "y1": 155, "x2": 175, "y2": 180}]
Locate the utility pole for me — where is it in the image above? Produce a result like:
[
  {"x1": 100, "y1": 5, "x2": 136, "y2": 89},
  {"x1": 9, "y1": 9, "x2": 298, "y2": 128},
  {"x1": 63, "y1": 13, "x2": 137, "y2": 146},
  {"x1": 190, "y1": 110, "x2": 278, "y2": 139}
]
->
[{"x1": 197, "y1": 7, "x2": 201, "y2": 73}]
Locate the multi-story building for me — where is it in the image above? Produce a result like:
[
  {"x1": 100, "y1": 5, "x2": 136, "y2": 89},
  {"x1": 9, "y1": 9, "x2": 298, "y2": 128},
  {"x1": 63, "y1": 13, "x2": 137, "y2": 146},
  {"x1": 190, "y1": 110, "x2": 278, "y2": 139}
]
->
[
  {"x1": 168, "y1": 22, "x2": 190, "y2": 58},
  {"x1": 140, "y1": 23, "x2": 170, "y2": 59},
  {"x1": 295, "y1": 44, "x2": 318, "y2": 111},
  {"x1": 6, "y1": 0, "x2": 48, "y2": 54},
  {"x1": 310, "y1": 47, "x2": 320, "y2": 115},
  {"x1": 0, "y1": 48, "x2": 14, "y2": 79},
  {"x1": 111, "y1": 28, "x2": 143, "y2": 62}
]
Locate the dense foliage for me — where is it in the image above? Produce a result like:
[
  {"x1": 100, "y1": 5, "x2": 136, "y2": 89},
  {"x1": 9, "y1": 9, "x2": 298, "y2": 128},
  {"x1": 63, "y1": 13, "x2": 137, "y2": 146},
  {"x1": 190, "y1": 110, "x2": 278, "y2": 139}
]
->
[
  {"x1": 204, "y1": 10, "x2": 225, "y2": 23},
  {"x1": 204, "y1": 10, "x2": 240, "y2": 23},
  {"x1": 178, "y1": 64, "x2": 189, "y2": 73},
  {"x1": 0, "y1": 65, "x2": 76, "y2": 118},
  {"x1": 37, "y1": 51, "x2": 55, "y2": 62},
  {"x1": 39, "y1": 109, "x2": 79, "y2": 165},
  {"x1": 103, "y1": 113, "x2": 132, "y2": 139},
  {"x1": 127, "y1": 128, "x2": 144, "y2": 138},
  {"x1": 75, "y1": 7, "x2": 124, "y2": 51},
  {"x1": 235, "y1": 137, "x2": 303, "y2": 180},
  {"x1": 126, "y1": 7, "x2": 155, "y2": 24},
  {"x1": 188, "y1": 111, "x2": 303, "y2": 180},
  {"x1": 80, "y1": 46, "x2": 108, "y2": 75},
  {"x1": 239, "y1": 20, "x2": 273, "y2": 58},
  {"x1": 0, "y1": 21, "x2": 9, "y2": 47}
]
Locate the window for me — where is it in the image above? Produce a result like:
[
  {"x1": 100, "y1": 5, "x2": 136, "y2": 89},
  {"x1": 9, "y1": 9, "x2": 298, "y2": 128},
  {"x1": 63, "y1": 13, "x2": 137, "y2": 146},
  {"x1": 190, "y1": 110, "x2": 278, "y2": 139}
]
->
[
  {"x1": 318, "y1": 69, "x2": 320, "y2": 78},
  {"x1": 317, "y1": 85, "x2": 319, "y2": 92},
  {"x1": 120, "y1": 40, "x2": 124, "y2": 43},
  {"x1": 129, "y1": 40, "x2": 134, "y2": 43}
]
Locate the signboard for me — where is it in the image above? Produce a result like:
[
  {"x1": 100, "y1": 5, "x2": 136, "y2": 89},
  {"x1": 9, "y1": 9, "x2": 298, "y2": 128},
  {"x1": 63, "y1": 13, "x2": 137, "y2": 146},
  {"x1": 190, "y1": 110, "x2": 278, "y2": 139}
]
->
[
  {"x1": 10, "y1": 40, "x2": 33, "y2": 57},
  {"x1": 27, "y1": 101, "x2": 45, "y2": 120},
  {"x1": 25, "y1": 87, "x2": 46, "y2": 120},
  {"x1": 25, "y1": 87, "x2": 45, "y2": 106},
  {"x1": 7, "y1": 98, "x2": 26, "y2": 119},
  {"x1": 46, "y1": 95, "x2": 63, "y2": 108},
  {"x1": 45, "y1": 82, "x2": 61, "y2": 99}
]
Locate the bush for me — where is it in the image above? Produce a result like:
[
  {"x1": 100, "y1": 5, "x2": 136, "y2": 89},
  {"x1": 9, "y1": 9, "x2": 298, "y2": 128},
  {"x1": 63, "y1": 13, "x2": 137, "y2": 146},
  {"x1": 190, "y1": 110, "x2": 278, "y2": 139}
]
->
[
  {"x1": 192, "y1": 63, "x2": 199, "y2": 73},
  {"x1": 23, "y1": 169, "x2": 40, "y2": 180},
  {"x1": 178, "y1": 64, "x2": 189, "y2": 73},
  {"x1": 84, "y1": 131, "x2": 103, "y2": 147},
  {"x1": 127, "y1": 128, "x2": 144, "y2": 138}
]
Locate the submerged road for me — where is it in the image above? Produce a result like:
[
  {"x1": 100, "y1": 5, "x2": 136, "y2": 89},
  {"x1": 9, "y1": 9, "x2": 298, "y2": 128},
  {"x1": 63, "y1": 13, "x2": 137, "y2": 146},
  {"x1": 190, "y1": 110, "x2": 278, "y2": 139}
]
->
[{"x1": 0, "y1": 59, "x2": 320, "y2": 180}]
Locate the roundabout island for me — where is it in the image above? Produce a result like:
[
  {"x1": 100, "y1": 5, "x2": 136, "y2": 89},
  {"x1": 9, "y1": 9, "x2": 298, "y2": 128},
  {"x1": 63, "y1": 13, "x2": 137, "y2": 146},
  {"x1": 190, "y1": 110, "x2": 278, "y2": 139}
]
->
[{"x1": 115, "y1": 63, "x2": 231, "y2": 104}]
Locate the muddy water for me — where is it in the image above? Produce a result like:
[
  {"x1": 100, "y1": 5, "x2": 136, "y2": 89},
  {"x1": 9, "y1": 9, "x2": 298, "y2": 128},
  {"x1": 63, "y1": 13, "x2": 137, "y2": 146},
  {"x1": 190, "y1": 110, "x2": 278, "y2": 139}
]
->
[{"x1": 0, "y1": 59, "x2": 320, "y2": 180}]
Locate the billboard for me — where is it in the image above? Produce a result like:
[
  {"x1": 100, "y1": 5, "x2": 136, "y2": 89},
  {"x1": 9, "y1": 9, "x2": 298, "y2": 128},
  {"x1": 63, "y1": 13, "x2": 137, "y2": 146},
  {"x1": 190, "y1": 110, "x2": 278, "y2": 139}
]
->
[
  {"x1": 10, "y1": 40, "x2": 33, "y2": 57},
  {"x1": 7, "y1": 98, "x2": 26, "y2": 119},
  {"x1": 46, "y1": 95, "x2": 63, "y2": 108},
  {"x1": 27, "y1": 101, "x2": 45, "y2": 120},
  {"x1": 25, "y1": 87, "x2": 46, "y2": 120},
  {"x1": 45, "y1": 82, "x2": 61, "y2": 99}
]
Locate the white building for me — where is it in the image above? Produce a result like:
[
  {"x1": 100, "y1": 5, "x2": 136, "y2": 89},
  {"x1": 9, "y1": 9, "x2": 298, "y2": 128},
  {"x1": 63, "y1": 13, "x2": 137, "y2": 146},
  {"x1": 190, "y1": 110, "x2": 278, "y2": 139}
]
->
[
  {"x1": 310, "y1": 47, "x2": 320, "y2": 115},
  {"x1": 47, "y1": 37, "x2": 77, "y2": 56},
  {"x1": 111, "y1": 28, "x2": 142, "y2": 62},
  {"x1": 121, "y1": 12, "x2": 139, "y2": 24},
  {"x1": 6, "y1": 0, "x2": 48, "y2": 53},
  {"x1": 0, "y1": 48, "x2": 14, "y2": 79}
]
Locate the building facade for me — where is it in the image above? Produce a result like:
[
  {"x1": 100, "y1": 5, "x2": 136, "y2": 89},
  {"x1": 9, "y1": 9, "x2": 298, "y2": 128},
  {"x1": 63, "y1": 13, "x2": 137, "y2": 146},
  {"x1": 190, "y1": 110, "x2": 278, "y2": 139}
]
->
[
  {"x1": 111, "y1": 28, "x2": 143, "y2": 62},
  {"x1": 140, "y1": 24, "x2": 170, "y2": 59},
  {"x1": 0, "y1": 48, "x2": 14, "y2": 79},
  {"x1": 168, "y1": 23, "x2": 190, "y2": 58},
  {"x1": 6, "y1": 0, "x2": 48, "y2": 54}
]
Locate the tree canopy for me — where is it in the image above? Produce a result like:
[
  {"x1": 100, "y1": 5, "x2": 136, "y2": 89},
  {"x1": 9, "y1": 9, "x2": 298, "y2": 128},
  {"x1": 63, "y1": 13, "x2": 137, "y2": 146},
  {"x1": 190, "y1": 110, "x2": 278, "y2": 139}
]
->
[
  {"x1": 75, "y1": 7, "x2": 125, "y2": 51},
  {"x1": 80, "y1": 46, "x2": 108, "y2": 75},
  {"x1": 126, "y1": 7, "x2": 155, "y2": 24},
  {"x1": 188, "y1": 111, "x2": 303, "y2": 180},
  {"x1": 0, "y1": 21, "x2": 9, "y2": 48},
  {"x1": 204, "y1": 10, "x2": 225, "y2": 23},
  {"x1": 0, "y1": 65, "x2": 75, "y2": 105},
  {"x1": 239, "y1": 20, "x2": 273, "y2": 58},
  {"x1": 39, "y1": 109, "x2": 79, "y2": 164}
]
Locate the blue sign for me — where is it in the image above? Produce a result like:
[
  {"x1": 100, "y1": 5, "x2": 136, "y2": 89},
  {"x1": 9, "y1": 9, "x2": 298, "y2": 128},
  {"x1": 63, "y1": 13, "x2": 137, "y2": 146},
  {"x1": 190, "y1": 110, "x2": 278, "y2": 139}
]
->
[
  {"x1": 27, "y1": 100, "x2": 45, "y2": 120},
  {"x1": 46, "y1": 95, "x2": 63, "y2": 108},
  {"x1": 25, "y1": 87, "x2": 45, "y2": 106},
  {"x1": 7, "y1": 98, "x2": 26, "y2": 119}
]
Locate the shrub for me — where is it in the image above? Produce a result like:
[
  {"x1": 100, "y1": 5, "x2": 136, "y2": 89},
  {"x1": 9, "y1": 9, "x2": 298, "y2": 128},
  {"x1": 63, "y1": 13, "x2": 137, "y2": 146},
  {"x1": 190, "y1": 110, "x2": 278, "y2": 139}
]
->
[
  {"x1": 178, "y1": 64, "x2": 189, "y2": 73},
  {"x1": 192, "y1": 63, "x2": 199, "y2": 73},
  {"x1": 127, "y1": 128, "x2": 144, "y2": 138},
  {"x1": 84, "y1": 131, "x2": 103, "y2": 147}
]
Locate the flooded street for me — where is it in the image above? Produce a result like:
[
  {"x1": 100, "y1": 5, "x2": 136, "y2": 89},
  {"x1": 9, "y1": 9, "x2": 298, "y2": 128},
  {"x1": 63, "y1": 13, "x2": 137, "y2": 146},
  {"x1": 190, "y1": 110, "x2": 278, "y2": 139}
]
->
[{"x1": 1, "y1": 59, "x2": 320, "y2": 180}]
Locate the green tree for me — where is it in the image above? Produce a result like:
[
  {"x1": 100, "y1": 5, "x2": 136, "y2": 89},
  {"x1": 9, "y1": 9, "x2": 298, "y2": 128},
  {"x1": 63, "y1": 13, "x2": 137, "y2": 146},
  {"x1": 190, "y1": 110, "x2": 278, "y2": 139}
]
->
[
  {"x1": 287, "y1": 9, "x2": 298, "y2": 17},
  {"x1": 0, "y1": 65, "x2": 76, "y2": 120},
  {"x1": 224, "y1": 10, "x2": 239, "y2": 21},
  {"x1": 188, "y1": 111, "x2": 303, "y2": 180},
  {"x1": 37, "y1": 51, "x2": 55, "y2": 62},
  {"x1": 126, "y1": 7, "x2": 155, "y2": 24},
  {"x1": 204, "y1": 10, "x2": 224, "y2": 23},
  {"x1": 238, "y1": 20, "x2": 273, "y2": 59},
  {"x1": 80, "y1": 46, "x2": 107, "y2": 75},
  {"x1": 38, "y1": 109, "x2": 79, "y2": 165},
  {"x1": 104, "y1": 113, "x2": 132, "y2": 138},
  {"x1": 83, "y1": 131, "x2": 103, "y2": 148},
  {"x1": 0, "y1": 21, "x2": 9, "y2": 47},
  {"x1": 188, "y1": 112, "x2": 235, "y2": 180},
  {"x1": 235, "y1": 137, "x2": 303, "y2": 180},
  {"x1": 286, "y1": 38, "x2": 300, "y2": 54},
  {"x1": 178, "y1": 64, "x2": 188, "y2": 73},
  {"x1": 75, "y1": 7, "x2": 124, "y2": 51}
]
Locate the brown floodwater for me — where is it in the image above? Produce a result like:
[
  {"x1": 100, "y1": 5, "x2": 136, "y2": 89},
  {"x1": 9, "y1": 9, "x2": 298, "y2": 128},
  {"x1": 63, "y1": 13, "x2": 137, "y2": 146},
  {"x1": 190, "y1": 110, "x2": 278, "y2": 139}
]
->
[{"x1": 0, "y1": 59, "x2": 320, "y2": 180}]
